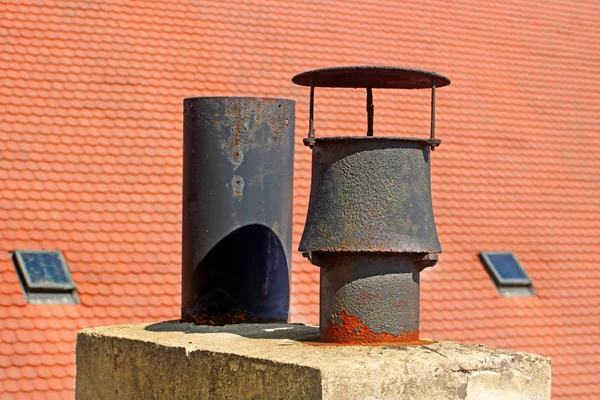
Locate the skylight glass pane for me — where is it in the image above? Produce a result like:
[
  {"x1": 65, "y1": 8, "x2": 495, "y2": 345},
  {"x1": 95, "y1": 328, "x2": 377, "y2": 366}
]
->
[
  {"x1": 486, "y1": 253, "x2": 528, "y2": 281},
  {"x1": 21, "y1": 252, "x2": 70, "y2": 285},
  {"x1": 14, "y1": 250, "x2": 75, "y2": 290},
  {"x1": 480, "y1": 251, "x2": 532, "y2": 288},
  {"x1": 480, "y1": 252, "x2": 534, "y2": 297}
]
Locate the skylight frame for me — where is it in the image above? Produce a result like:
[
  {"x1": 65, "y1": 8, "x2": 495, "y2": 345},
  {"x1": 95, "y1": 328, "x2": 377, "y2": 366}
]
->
[
  {"x1": 479, "y1": 251, "x2": 532, "y2": 287},
  {"x1": 13, "y1": 250, "x2": 76, "y2": 291}
]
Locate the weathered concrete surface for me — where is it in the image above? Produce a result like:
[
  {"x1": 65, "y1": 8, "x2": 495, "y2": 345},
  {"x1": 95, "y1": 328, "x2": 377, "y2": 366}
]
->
[{"x1": 76, "y1": 322, "x2": 551, "y2": 400}]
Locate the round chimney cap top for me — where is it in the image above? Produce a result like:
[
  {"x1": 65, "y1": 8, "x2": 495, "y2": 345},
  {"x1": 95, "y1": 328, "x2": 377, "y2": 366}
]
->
[{"x1": 292, "y1": 66, "x2": 450, "y2": 89}]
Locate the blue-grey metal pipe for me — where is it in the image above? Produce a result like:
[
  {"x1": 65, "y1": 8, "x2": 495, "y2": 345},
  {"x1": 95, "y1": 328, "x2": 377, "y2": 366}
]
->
[{"x1": 181, "y1": 97, "x2": 295, "y2": 324}]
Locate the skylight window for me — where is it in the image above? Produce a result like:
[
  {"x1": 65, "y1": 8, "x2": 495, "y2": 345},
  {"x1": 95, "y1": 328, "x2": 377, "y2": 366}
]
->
[
  {"x1": 11, "y1": 250, "x2": 80, "y2": 304},
  {"x1": 479, "y1": 252, "x2": 535, "y2": 297}
]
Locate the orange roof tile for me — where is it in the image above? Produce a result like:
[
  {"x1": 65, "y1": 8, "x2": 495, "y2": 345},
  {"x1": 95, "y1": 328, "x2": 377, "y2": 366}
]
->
[{"x1": 1, "y1": 0, "x2": 599, "y2": 398}]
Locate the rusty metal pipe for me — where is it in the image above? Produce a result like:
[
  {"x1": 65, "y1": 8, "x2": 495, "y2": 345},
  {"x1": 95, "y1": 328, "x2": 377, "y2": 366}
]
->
[
  {"x1": 293, "y1": 66, "x2": 450, "y2": 345},
  {"x1": 313, "y1": 252, "x2": 421, "y2": 344},
  {"x1": 299, "y1": 137, "x2": 440, "y2": 344},
  {"x1": 181, "y1": 97, "x2": 295, "y2": 325}
]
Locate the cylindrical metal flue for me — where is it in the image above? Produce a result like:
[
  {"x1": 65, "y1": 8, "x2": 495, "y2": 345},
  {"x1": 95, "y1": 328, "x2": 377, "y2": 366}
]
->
[
  {"x1": 300, "y1": 137, "x2": 439, "y2": 343},
  {"x1": 315, "y1": 253, "x2": 421, "y2": 344},
  {"x1": 293, "y1": 66, "x2": 450, "y2": 344},
  {"x1": 181, "y1": 97, "x2": 295, "y2": 325}
]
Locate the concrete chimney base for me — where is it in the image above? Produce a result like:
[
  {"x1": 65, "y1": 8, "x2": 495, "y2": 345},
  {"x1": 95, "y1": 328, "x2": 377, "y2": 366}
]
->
[{"x1": 76, "y1": 322, "x2": 550, "y2": 400}]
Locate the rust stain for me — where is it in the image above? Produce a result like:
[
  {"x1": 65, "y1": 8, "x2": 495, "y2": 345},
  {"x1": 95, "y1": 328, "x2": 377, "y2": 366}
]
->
[
  {"x1": 190, "y1": 308, "x2": 285, "y2": 326},
  {"x1": 303, "y1": 338, "x2": 435, "y2": 347},
  {"x1": 322, "y1": 311, "x2": 420, "y2": 345},
  {"x1": 232, "y1": 175, "x2": 244, "y2": 199},
  {"x1": 220, "y1": 98, "x2": 292, "y2": 170}
]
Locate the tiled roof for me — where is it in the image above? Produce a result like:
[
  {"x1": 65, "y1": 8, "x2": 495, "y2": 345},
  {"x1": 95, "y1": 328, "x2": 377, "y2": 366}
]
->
[{"x1": 1, "y1": 0, "x2": 599, "y2": 398}]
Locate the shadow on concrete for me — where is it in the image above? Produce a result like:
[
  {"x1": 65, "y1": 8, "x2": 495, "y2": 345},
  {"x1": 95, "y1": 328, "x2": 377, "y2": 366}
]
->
[{"x1": 144, "y1": 320, "x2": 318, "y2": 342}]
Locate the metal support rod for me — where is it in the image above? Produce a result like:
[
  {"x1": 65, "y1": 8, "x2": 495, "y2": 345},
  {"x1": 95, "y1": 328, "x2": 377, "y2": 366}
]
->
[
  {"x1": 366, "y1": 87, "x2": 374, "y2": 136},
  {"x1": 309, "y1": 81, "x2": 315, "y2": 138},
  {"x1": 430, "y1": 80, "x2": 436, "y2": 140}
]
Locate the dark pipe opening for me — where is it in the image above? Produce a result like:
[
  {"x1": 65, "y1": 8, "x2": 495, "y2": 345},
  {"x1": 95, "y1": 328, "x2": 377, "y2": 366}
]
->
[{"x1": 189, "y1": 224, "x2": 289, "y2": 325}]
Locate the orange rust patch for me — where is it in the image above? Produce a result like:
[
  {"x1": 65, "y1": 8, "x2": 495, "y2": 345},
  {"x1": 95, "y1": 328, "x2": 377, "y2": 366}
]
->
[
  {"x1": 189, "y1": 308, "x2": 285, "y2": 326},
  {"x1": 303, "y1": 339, "x2": 434, "y2": 347},
  {"x1": 322, "y1": 311, "x2": 420, "y2": 345}
]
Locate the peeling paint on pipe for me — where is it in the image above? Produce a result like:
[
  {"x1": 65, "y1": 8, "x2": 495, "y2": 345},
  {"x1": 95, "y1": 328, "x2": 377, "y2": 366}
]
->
[{"x1": 182, "y1": 97, "x2": 295, "y2": 325}]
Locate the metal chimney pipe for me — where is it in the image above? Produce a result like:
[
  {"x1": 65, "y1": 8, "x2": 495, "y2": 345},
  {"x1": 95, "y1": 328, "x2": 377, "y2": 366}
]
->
[
  {"x1": 293, "y1": 67, "x2": 450, "y2": 344},
  {"x1": 181, "y1": 97, "x2": 295, "y2": 325}
]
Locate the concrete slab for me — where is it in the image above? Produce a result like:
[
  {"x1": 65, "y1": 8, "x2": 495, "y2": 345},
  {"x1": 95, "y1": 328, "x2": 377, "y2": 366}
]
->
[{"x1": 76, "y1": 322, "x2": 551, "y2": 399}]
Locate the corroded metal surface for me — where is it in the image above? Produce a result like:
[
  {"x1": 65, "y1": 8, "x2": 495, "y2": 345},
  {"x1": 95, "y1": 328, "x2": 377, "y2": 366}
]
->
[
  {"x1": 292, "y1": 66, "x2": 450, "y2": 89},
  {"x1": 294, "y1": 65, "x2": 450, "y2": 345},
  {"x1": 298, "y1": 137, "x2": 441, "y2": 256},
  {"x1": 298, "y1": 137, "x2": 440, "y2": 344},
  {"x1": 182, "y1": 97, "x2": 295, "y2": 325},
  {"x1": 294, "y1": 66, "x2": 449, "y2": 344},
  {"x1": 315, "y1": 252, "x2": 421, "y2": 344}
]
